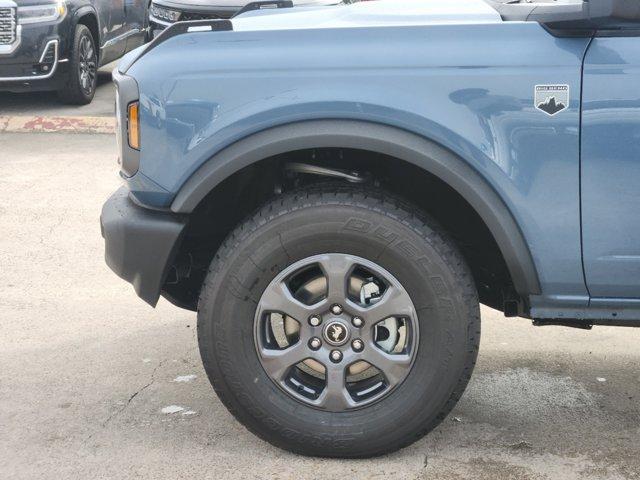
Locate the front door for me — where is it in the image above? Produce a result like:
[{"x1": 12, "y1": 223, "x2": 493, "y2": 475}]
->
[
  {"x1": 97, "y1": 0, "x2": 127, "y2": 64},
  {"x1": 581, "y1": 36, "x2": 640, "y2": 298},
  {"x1": 124, "y1": 0, "x2": 148, "y2": 51}
]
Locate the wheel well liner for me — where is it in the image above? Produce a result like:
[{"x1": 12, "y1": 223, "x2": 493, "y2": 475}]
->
[{"x1": 170, "y1": 120, "x2": 541, "y2": 297}]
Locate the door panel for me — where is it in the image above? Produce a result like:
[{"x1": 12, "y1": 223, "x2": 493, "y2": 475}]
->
[
  {"x1": 124, "y1": 0, "x2": 148, "y2": 52},
  {"x1": 582, "y1": 37, "x2": 640, "y2": 297},
  {"x1": 97, "y1": 0, "x2": 126, "y2": 64}
]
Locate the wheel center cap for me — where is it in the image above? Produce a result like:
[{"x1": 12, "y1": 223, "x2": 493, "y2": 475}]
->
[{"x1": 323, "y1": 320, "x2": 350, "y2": 346}]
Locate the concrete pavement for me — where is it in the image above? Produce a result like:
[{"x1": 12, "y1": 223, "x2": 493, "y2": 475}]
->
[{"x1": 0, "y1": 132, "x2": 639, "y2": 480}]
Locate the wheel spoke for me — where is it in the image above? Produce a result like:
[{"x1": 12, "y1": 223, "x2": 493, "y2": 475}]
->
[
  {"x1": 258, "y1": 342, "x2": 306, "y2": 381},
  {"x1": 317, "y1": 254, "x2": 354, "y2": 302},
  {"x1": 316, "y1": 362, "x2": 354, "y2": 411},
  {"x1": 259, "y1": 280, "x2": 324, "y2": 325},
  {"x1": 77, "y1": 36, "x2": 96, "y2": 94},
  {"x1": 362, "y1": 345, "x2": 412, "y2": 387}
]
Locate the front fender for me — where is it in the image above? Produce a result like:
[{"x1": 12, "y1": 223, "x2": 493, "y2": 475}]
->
[
  {"x1": 66, "y1": 5, "x2": 100, "y2": 56},
  {"x1": 170, "y1": 119, "x2": 541, "y2": 298},
  {"x1": 70, "y1": 4, "x2": 100, "y2": 35},
  {"x1": 126, "y1": 20, "x2": 591, "y2": 306}
]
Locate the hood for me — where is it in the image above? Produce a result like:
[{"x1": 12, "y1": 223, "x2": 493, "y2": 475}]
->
[{"x1": 232, "y1": 0, "x2": 503, "y2": 31}]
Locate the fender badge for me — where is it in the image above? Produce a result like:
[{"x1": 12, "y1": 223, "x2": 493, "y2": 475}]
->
[{"x1": 535, "y1": 85, "x2": 569, "y2": 116}]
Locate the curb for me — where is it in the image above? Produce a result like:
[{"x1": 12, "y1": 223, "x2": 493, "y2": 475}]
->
[{"x1": 0, "y1": 115, "x2": 116, "y2": 134}]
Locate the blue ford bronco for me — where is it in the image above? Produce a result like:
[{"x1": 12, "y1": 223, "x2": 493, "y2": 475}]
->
[{"x1": 100, "y1": 0, "x2": 640, "y2": 457}]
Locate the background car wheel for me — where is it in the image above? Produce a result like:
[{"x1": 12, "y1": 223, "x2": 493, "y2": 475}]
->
[
  {"x1": 58, "y1": 25, "x2": 97, "y2": 105},
  {"x1": 197, "y1": 185, "x2": 480, "y2": 457}
]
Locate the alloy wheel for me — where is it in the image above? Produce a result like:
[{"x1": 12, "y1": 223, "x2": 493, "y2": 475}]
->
[
  {"x1": 254, "y1": 254, "x2": 419, "y2": 412},
  {"x1": 78, "y1": 35, "x2": 96, "y2": 96}
]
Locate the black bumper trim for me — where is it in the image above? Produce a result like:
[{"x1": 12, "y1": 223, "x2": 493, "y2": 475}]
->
[{"x1": 101, "y1": 187, "x2": 187, "y2": 306}]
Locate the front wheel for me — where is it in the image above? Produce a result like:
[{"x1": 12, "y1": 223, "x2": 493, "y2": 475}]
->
[
  {"x1": 57, "y1": 24, "x2": 97, "y2": 105},
  {"x1": 197, "y1": 186, "x2": 480, "y2": 457}
]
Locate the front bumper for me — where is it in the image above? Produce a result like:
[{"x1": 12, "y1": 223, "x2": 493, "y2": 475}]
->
[
  {"x1": 0, "y1": 8, "x2": 71, "y2": 90},
  {"x1": 101, "y1": 187, "x2": 187, "y2": 306},
  {"x1": 0, "y1": 38, "x2": 61, "y2": 82}
]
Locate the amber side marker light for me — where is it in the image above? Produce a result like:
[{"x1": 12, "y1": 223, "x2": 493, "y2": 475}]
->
[{"x1": 127, "y1": 102, "x2": 140, "y2": 150}]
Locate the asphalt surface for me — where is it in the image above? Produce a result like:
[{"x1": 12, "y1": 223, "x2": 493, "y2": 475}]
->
[
  {"x1": 0, "y1": 64, "x2": 116, "y2": 117},
  {"x1": 1, "y1": 132, "x2": 639, "y2": 479}
]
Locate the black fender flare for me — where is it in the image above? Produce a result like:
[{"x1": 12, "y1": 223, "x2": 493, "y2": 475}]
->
[
  {"x1": 69, "y1": 6, "x2": 101, "y2": 57},
  {"x1": 170, "y1": 120, "x2": 541, "y2": 297}
]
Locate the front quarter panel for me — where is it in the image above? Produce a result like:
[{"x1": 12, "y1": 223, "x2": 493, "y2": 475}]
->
[{"x1": 126, "y1": 22, "x2": 591, "y2": 303}]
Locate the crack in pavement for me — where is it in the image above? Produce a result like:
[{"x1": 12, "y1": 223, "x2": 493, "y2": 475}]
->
[
  {"x1": 86, "y1": 358, "x2": 169, "y2": 441},
  {"x1": 38, "y1": 214, "x2": 65, "y2": 246}
]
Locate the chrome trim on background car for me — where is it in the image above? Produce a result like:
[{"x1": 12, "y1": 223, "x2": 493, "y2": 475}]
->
[
  {"x1": 0, "y1": 3, "x2": 16, "y2": 42},
  {"x1": 0, "y1": 24, "x2": 20, "y2": 54},
  {"x1": 101, "y1": 28, "x2": 143, "y2": 50},
  {"x1": 149, "y1": 14, "x2": 172, "y2": 27},
  {"x1": 0, "y1": 38, "x2": 58, "y2": 81},
  {"x1": 0, "y1": 0, "x2": 20, "y2": 55}
]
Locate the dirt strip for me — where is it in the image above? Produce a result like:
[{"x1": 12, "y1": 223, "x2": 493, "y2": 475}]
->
[{"x1": 0, "y1": 115, "x2": 115, "y2": 134}]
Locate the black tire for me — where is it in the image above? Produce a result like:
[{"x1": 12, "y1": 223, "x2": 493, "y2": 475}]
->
[
  {"x1": 58, "y1": 25, "x2": 97, "y2": 105},
  {"x1": 197, "y1": 185, "x2": 480, "y2": 458}
]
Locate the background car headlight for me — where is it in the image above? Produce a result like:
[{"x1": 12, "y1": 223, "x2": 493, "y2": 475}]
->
[
  {"x1": 150, "y1": 3, "x2": 182, "y2": 22},
  {"x1": 18, "y1": 1, "x2": 66, "y2": 24}
]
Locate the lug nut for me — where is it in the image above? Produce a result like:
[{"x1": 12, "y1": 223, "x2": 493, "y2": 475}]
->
[
  {"x1": 308, "y1": 315, "x2": 321, "y2": 327},
  {"x1": 331, "y1": 304, "x2": 343, "y2": 315},
  {"x1": 352, "y1": 316, "x2": 364, "y2": 328},
  {"x1": 309, "y1": 337, "x2": 322, "y2": 350},
  {"x1": 352, "y1": 339, "x2": 364, "y2": 352},
  {"x1": 330, "y1": 350, "x2": 343, "y2": 363}
]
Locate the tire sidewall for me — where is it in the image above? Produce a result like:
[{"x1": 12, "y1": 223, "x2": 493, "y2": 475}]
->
[
  {"x1": 59, "y1": 25, "x2": 96, "y2": 104},
  {"x1": 199, "y1": 196, "x2": 478, "y2": 456}
]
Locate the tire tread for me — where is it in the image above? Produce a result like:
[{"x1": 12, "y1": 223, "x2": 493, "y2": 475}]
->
[{"x1": 198, "y1": 183, "x2": 480, "y2": 457}]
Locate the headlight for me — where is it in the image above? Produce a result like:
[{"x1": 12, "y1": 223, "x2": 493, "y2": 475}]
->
[
  {"x1": 18, "y1": 1, "x2": 66, "y2": 25},
  {"x1": 150, "y1": 3, "x2": 181, "y2": 22}
]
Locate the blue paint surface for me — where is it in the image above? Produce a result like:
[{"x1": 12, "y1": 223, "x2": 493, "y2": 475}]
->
[
  {"x1": 121, "y1": 21, "x2": 629, "y2": 309},
  {"x1": 582, "y1": 37, "x2": 640, "y2": 298}
]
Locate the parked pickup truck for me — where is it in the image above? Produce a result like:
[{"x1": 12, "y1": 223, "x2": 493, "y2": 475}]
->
[
  {"x1": 0, "y1": 0, "x2": 149, "y2": 104},
  {"x1": 101, "y1": 0, "x2": 640, "y2": 458}
]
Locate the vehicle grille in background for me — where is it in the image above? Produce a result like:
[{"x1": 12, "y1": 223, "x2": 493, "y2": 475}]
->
[
  {"x1": 0, "y1": 7, "x2": 16, "y2": 45},
  {"x1": 180, "y1": 11, "x2": 232, "y2": 21}
]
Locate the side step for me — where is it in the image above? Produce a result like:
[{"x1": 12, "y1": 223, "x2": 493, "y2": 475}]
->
[
  {"x1": 533, "y1": 319, "x2": 593, "y2": 330},
  {"x1": 533, "y1": 317, "x2": 640, "y2": 328}
]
